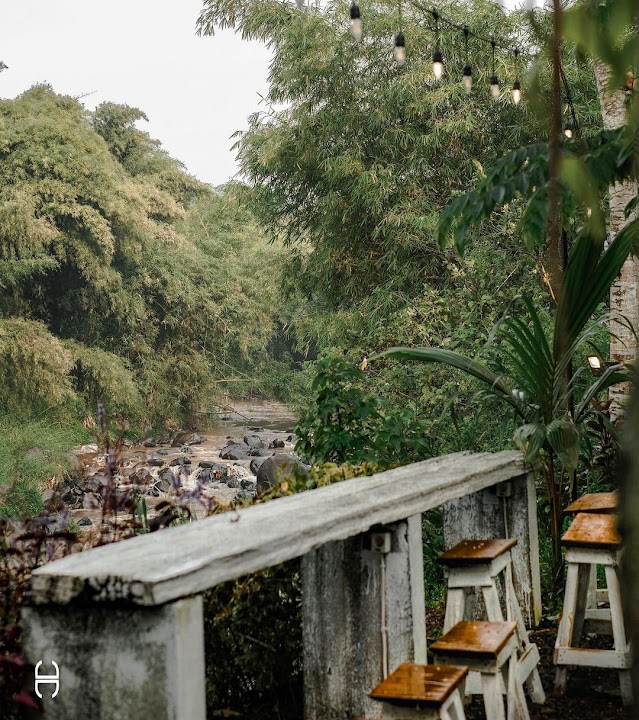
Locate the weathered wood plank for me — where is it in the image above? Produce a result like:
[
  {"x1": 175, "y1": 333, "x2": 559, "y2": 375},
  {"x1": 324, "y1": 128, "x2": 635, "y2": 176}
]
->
[{"x1": 30, "y1": 451, "x2": 526, "y2": 606}]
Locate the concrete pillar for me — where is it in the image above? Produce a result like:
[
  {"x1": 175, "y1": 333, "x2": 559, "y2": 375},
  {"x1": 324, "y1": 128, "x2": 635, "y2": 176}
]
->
[
  {"x1": 22, "y1": 596, "x2": 205, "y2": 720},
  {"x1": 442, "y1": 473, "x2": 542, "y2": 627},
  {"x1": 302, "y1": 515, "x2": 426, "y2": 720}
]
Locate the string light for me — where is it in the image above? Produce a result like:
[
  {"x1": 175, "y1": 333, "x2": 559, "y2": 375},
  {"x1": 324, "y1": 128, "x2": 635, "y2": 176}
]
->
[
  {"x1": 394, "y1": 0, "x2": 405, "y2": 66},
  {"x1": 462, "y1": 27, "x2": 472, "y2": 93},
  {"x1": 341, "y1": 4, "x2": 586, "y2": 123},
  {"x1": 490, "y1": 38, "x2": 499, "y2": 100},
  {"x1": 512, "y1": 48, "x2": 521, "y2": 104},
  {"x1": 432, "y1": 10, "x2": 443, "y2": 80},
  {"x1": 350, "y1": 2, "x2": 362, "y2": 41},
  {"x1": 395, "y1": 32, "x2": 406, "y2": 65}
]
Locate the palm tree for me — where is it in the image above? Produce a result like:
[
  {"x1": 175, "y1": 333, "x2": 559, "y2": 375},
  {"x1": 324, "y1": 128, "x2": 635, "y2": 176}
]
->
[{"x1": 373, "y1": 227, "x2": 634, "y2": 589}]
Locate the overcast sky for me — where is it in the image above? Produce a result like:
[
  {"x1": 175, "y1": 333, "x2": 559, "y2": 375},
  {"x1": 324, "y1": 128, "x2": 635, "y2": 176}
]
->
[
  {"x1": 1, "y1": 0, "x2": 271, "y2": 186},
  {"x1": 1, "y1": 0, "x2": 527, "y2": 187}
]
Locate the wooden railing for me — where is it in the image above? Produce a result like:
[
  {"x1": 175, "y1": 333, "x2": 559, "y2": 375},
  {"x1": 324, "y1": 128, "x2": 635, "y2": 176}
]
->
[{"x1": 22, "y1": 450, "x2": 540, "y2": 720}]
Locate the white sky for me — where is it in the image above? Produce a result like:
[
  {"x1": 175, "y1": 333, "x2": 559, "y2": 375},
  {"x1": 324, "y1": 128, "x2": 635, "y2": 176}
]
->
[
  {"x1": 1, "y1": 0, "x2": 526, "y2": 187},
  {"x1": 0, "y1": 0, "x2": 271, "y2": 186}
]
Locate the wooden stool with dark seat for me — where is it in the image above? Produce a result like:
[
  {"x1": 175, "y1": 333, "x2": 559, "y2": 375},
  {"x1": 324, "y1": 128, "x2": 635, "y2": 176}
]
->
[
  {"x1": 431, "y1": 621, "x2": 530, "y2": 720},
  {"x1": 369, "y1": 662, "x2": 468, "y2": 719},
  {"x1": 438, "y1": 539, "x2": 544, "y2": 704},
  {"x1": 564, "y1": 491, "x2": 618, "y2": 516},
  {"x1": 565, "y1": 492, "x2": 618, "y2": 612},
  {"x1": 554, "y1": 512, "x2": 632, "y2": 706}
]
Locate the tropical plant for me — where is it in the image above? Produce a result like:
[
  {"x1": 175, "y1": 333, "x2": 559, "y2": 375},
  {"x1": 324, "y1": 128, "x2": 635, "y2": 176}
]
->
[
  {"x1": 295, "y1": 353, "x2": 431, "y2": 466},
  {"x1": 373, "y1": 227, "x2": 636, "y2": 587}
]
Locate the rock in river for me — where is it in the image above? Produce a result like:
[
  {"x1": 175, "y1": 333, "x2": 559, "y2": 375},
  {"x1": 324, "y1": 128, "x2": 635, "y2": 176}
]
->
[{"x1": 256, "y1": 454, "x2": 310, "y2": 493}]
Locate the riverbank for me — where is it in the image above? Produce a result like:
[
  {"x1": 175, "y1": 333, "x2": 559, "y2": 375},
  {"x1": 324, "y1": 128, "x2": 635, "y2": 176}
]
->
[{"x1": 55, "y1": 401, "x2": 300, "y2": 534}]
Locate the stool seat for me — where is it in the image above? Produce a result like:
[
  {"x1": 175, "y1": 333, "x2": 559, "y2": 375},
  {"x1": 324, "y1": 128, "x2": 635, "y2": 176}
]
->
[
  {"x1": 370, "y1": 663, "x2": 468, "y2": 708},
  {"x1": 432, "y1": 622, "x2": 529, "y2": 720},
  {"x1": 565, "y1": 491, "x2": 618, "y2": 515},
  {"x1": 561, "y1": 512, "x2": 621, "y2": 550},
  {"x1": 431, "y1": 621, "x2": 517, "y2": 660},
  {"x1": 438, "y1": 539, "x2": 517, "y2": 566}
]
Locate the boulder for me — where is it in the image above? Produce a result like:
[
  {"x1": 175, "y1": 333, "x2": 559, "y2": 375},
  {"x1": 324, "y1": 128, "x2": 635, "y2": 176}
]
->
[
  {"x1": 256, "y1": 454, "x2": 310, "y2": 493},
  {"x1": 244, "y1": 434, "x2": 266, "y2": 449},
  {"x1": 219, "y1": 442, "x2": 250, "y2": 460},
  {"x1": 169, "y1": 456, "x2": 192, "y2": 467},
  {"x1": 249, "y1": 448, "x2": 271, "y2": 457},
  {"x1": 78, "y1": 515, "x2": 93, "y2": 527},
  {"x1": 129, "y1": 468, "x2": 155, "y2": 485},
  {"x1": 269, "y1": 439, "x2": 286, "y2": 449},
  {"x1": 156, "y1": 469, "x2": 174, "y2": 492},
  {"x1": 240, "y1": 478, "x2": 257, "y2": 493},
  {"x1": 146, "y1": 457, "x2": 165, "y2": 467},
  {"x1": 171, "y1": 431, "x2": 204, "y2": 447},
  {"x1": 249, "y1": 456, "x2": 268, "y2": 475},
  {"x1": 248, "y1": 426, "x2": 265, "y2": 432}
]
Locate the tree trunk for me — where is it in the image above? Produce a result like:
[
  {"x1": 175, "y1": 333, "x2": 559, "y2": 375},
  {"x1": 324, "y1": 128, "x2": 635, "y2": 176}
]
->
[{"x1": 594, "y1": 59, "x2": 639, "y2": 420}]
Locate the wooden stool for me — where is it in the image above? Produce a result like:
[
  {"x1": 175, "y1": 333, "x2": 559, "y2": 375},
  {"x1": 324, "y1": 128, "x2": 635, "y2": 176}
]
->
[
  {"x1": 370, "y1": 663, "x2": 468, "y2": 719},
  {"x1": 438, "y1": 539, "x2": 544, "y2": 704},
  {"x1": 565, "y1": 492, "x2": 618, "y2": 611},
  {"x1": 431, "y1": 621, "x2": 529, "y2": 720},
  {"x1": 564, "y1": 491, "x2": 618, "y2": 515},
  {"x1": 554, "y1": 512, "x2": 632, "y2": 706}
]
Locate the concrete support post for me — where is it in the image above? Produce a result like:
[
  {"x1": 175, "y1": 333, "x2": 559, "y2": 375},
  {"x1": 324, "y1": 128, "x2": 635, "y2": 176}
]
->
[
  {"x1": 442, "y1": 472, "x2": 542, "y2": 627},
  {"x1": 22, "y1": 596, "x2": 206, "y2": 720},
  {"x1": 302, "y1": 515, "x2": 426, "y2": 720}
]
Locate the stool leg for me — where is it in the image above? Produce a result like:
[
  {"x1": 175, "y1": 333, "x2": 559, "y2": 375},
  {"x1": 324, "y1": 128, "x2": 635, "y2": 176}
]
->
[
  {"x1": 482, "y1": 584, "x2": 504, "y2": 622},
  {"x1": 571, "y1": 563, "x2": 591, "y2": 646},
  {"x1": 481, "y1": 673, "x2": 506, "y2": 720},
  {"x1": 554, "y1": 560, "x2": 590, "y2": 694},
  {"x1": 444, "y1": 588, "x2": 467, "y2": 633},
  {"x1": 507, "y1": 651, "x2": 531, "y2": 720},
  {"x1": 448, "y1": 689, "x2": 466, "y2": 720},
  {"x1": 554, "y1": 561, "x2": 579, "y2": 695},
  {"x1": 586, "y1": 564, "x2": 597, "y2": 611},
  {"x1": 605, "y1": 564, "x2": 633, "y2": 707},
  {"x1": 505, "y1": 567, "x2": 545, "y2": 704}
]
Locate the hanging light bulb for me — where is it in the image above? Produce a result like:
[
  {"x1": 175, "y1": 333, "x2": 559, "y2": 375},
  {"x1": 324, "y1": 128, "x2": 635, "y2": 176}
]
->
[
  {"x1": 463, "y1": 63, "x2": 472, "y2": 93},
  {"x1": 490, "y1": 74, "x2": 500, "y2": 100},
  {"x1": 489, "y1": 38, "x2": 499, "y2": 100},
  {"x1": 430, "y1": 10, "x2": 443, "y2": 80},
  {"x1": 511, "y1": 48, "x2": 521, "y2": 104},
  {"x1": 432, "y1": 49, "x2": 444, "y2": 80},
  {"x1": 394, "y1": 32, "x2": 405, "y2": 65},
  {"x1": 350, "y1": 3, "x2": 362, "y2": 41},
  {"x1": 512, "y1": 79, "x2": 521, "y2": 104},
  {"x1": 564, "y1": 123, "x2": 573, "y2": 139},
  {"x1": 461, "y1": 27, "x2": 471, "y2": 93}
]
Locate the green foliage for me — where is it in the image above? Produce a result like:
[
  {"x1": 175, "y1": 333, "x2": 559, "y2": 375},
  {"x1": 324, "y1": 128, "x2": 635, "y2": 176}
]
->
[
  {"x1": 295, "y1": 353, "x2": 430, "y2": 465},
  {"x1": 373, "y1": 229, "x2": 632, "y2": 586},
  {"x1": 0, "y1": 416, "x2": 88, "y2": 518},
  {"x1": 0, "y1": 318, "x2": 75, "y2": 413},
  {"x1": 64, "y1": 340, "x2": 143, "y2": 420},
  {"x1": 0, "y1": 86, "x2": 299, "y2": 426},
  {"x1": 203, "y1": 562, "x2": 302, "y2": 719},
  {"x1": 198, "y1": 0, "x2": 549, "y2": 307}
]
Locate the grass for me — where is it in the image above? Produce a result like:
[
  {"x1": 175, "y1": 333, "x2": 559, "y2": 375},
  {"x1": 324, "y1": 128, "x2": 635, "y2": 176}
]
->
[{"x1": 0, "y1": 415, "x2": 90, "y2": 519}]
